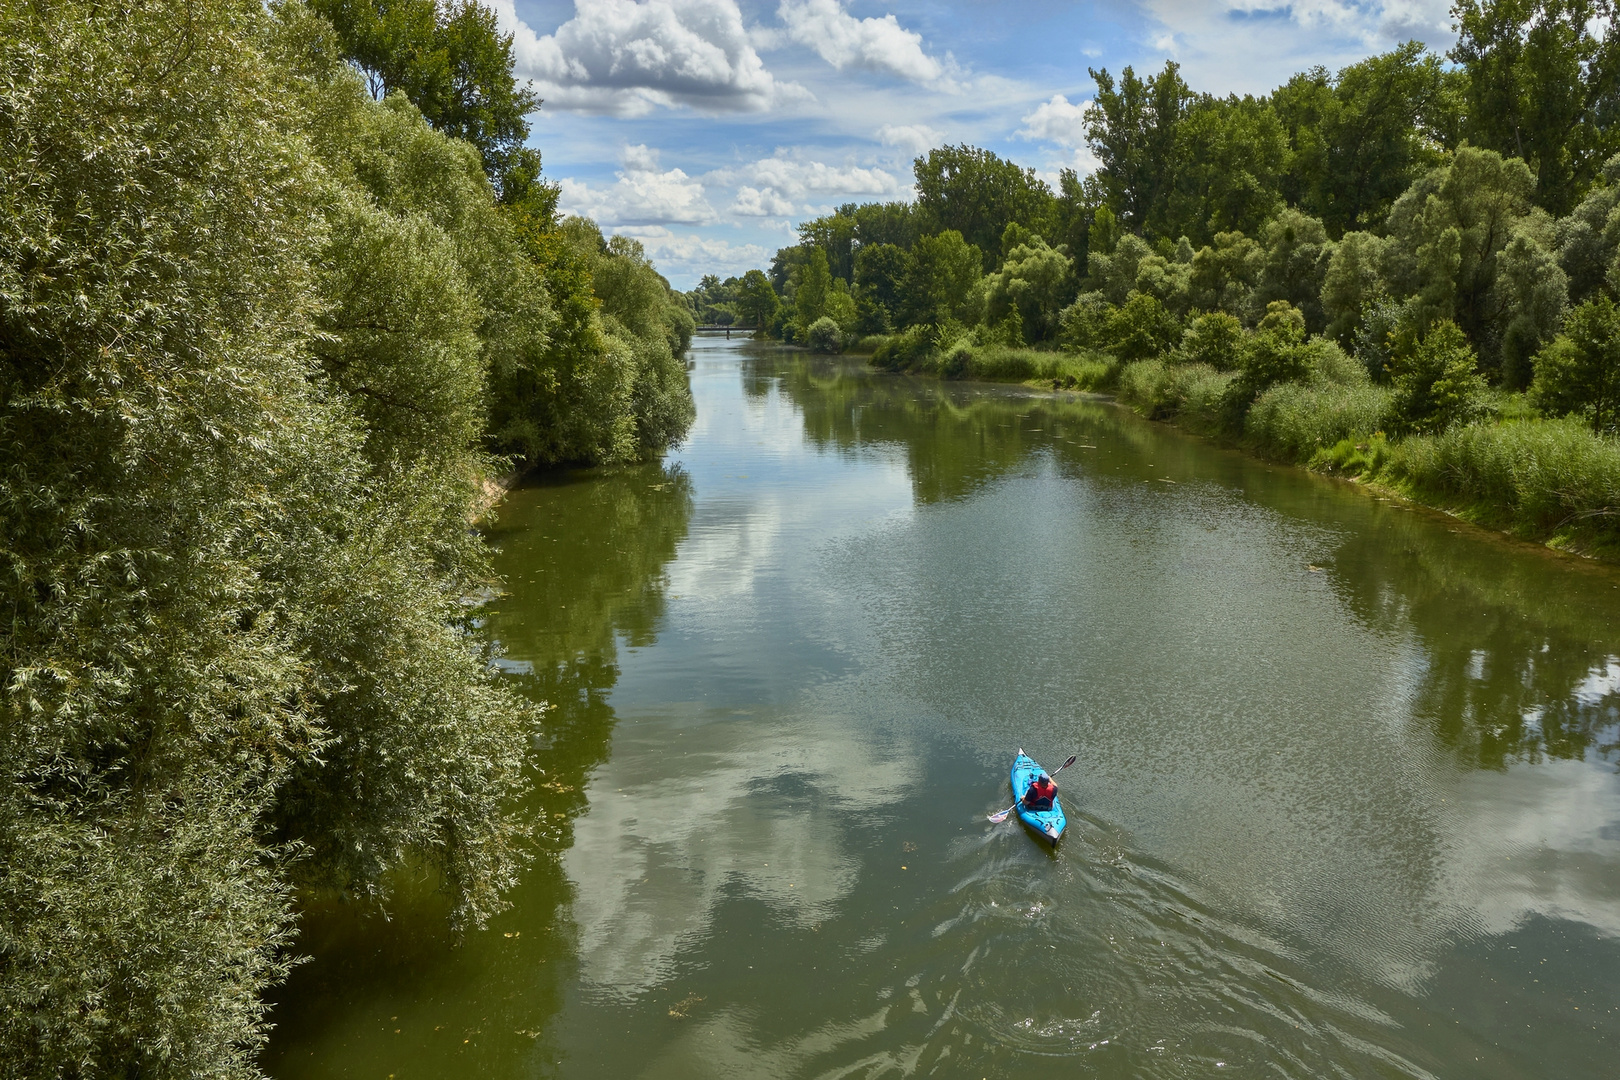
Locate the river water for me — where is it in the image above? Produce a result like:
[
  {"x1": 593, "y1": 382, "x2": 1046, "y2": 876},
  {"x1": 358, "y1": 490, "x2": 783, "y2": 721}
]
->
[{"x1": 266, "y1": 335, "x2": 1620, "y2": 1079}]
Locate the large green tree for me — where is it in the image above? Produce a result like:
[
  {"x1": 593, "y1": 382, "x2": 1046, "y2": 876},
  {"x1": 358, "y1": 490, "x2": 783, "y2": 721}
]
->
[
  {"x1": 1451, "y1": 0, "x2": 1620, "y2": 215},
  {"x1": 1274, "y1": 43, "x2": 1453, "y2": 234},
  {"x1": 1085, "y1": 62, "x2": 1194, "y2": 238},
  {"x1": 912, "y1": 146, "x2": 1056, "y2": 266},
  {"x1": 0, "y1": 2, "x2": 538, "y2": 1075},
  {"x1": 1532, "y1": 295, "x2": 1620, "y2": 429},
  {"x1": 983, "y1": 236, "x2": 1078, "y2": 342},
  {"x1": 799, "y1": 207, "x2": 860, "y2": 283},
  {"x1": 851, "y1": 200, "x2": 923, "y2": 250},
  {"x1": 736, "y1": 269, "x2": 781, "y2": 331},
  {"x1": 1382, "y1": 145, "x2": 1557, "y2": 369},
  {"x1": 488, "y1": 214, "x2": 694, "y2": 466},
  {"x1": 312, "y1": 0, "x2": 544, "y2": 200},
  {"x1": 853, "y1": 242, "x2": 911, "y2": 334},
  {"x1": 794, "y1": 246, "x2": 833, "y2": 335},
  {"x1": 1166, "y1": 92, "x2": 1288, "y2": 244},
  {"x1": 899, "y1": 231, "x2": 984, "y2": 327}
]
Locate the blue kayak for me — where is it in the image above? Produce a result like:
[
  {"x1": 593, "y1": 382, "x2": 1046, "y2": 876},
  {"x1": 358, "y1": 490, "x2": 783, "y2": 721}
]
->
[{"x1": 1012, "y1": 749, "x2": 1067, "y2": 847}]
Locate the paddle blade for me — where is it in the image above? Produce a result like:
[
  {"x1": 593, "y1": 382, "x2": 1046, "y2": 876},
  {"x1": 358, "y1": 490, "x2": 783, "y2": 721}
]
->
[
  {"x1": 1062, "y1": 755, "x2": 1077, "y2": 769},
  {"x1": 987, "y1": 807, "x2": 1013, "y2": 823}
]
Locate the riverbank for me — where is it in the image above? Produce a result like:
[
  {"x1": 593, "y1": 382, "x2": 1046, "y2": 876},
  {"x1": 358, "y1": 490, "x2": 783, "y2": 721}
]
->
[
  {"x1": 1111, "y1": 359, "x2": 1620, "y2": 562},
  {"x1": 862, "y1": 337, "x2": 1620, "y2": 562}
]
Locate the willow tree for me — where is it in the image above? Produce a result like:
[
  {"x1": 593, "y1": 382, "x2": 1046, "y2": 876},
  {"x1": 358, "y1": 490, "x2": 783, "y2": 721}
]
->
[{"x1": 0, "y1": 2, "x2": 535, "y2": 1075}]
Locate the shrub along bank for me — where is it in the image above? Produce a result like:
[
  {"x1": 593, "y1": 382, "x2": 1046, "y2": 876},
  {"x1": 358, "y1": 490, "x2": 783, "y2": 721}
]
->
[
  {"x1": 834, "y1": 290, "x2": 1609, "y2": 555},
  {"x1": 854, "y1": 298, "x2": 1619, "y2": 557},
  {"x1": 1111, "y1": 340, "x2": 1620, "y2": 557}
]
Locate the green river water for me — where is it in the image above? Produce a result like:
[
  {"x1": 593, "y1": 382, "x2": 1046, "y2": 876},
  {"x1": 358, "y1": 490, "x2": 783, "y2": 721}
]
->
[{"x1": 265, "y1": 334, "x2": 1620, "y2": 1079}]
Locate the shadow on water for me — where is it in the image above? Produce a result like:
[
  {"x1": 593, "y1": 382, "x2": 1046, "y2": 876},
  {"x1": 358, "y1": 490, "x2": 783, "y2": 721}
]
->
[{"x1": 261, "y1": 462, "x2": 692, "y2": 1080}]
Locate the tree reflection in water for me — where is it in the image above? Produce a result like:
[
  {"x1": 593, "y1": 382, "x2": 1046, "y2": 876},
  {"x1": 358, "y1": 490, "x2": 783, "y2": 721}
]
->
[
  {"x1": 759, "y1": 350, "x2": 1620, "y2": 772},
  {"x1": 262, "y1": 463, "x2": 692, "y2": 1079}
]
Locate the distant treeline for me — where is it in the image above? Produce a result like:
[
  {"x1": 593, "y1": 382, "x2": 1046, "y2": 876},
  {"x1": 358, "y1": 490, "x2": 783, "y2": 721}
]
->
[
  {"x1": 0, "y1": 0, "x2": 691, "y2": 1075},
  {"x1": 690, "y1": 0, "x2": 1620, "y2": 552}
]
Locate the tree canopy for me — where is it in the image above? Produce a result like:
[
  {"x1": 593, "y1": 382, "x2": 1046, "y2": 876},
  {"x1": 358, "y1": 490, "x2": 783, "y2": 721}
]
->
[
  {"x1": 312, "y1": 0, "x2": 544, "y2": 201},
  {"x1": 1, "y1": 0, "x2": 693, "y2": 1074},
  {"x1": 742, "y1": 0, "x2": 1620, "y2": 440}
]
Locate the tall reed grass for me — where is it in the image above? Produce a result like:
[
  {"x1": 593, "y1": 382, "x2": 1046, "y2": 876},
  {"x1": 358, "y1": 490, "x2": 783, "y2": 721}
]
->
[
  {"x1": 1116, "y1": 360, "x2": 1234, "y2": 429},
  {"x1": 870, "y1": 335, "x2": 1120, "y2": 389},
  {"x1": 1388, "y1": 418, "x2": 1620, "y2": 545},
  {"x1": 879, "y1": 339, "x2": 1620, "y2": 555},
  {"x1": 1245, "y1": 381, "x2": 1392, "y2": 461}
]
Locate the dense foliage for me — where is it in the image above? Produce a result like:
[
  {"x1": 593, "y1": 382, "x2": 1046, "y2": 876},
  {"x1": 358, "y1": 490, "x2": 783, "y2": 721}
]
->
[
  {"x1": 0, "y1": 0, "x2": 691, "y2": 1075},
  {"x1": 311, "y1": 0, "x2": 546, "y2": 204},
  {"x1": 732, "y1": 0, "x2": 1620, "y2": 553}
]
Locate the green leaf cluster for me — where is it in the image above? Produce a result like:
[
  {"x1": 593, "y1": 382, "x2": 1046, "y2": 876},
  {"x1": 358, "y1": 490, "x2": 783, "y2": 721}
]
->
[
  {"x1": 311, "y1": 0, "x2": 543, "y2": 202},
  {"x1": 0, "y1": 0, "x2": 693, "y2": 1074}
]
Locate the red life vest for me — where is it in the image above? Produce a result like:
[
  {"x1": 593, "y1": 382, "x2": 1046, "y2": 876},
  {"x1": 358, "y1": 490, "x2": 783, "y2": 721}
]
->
[{"x1": 1024, "y1": 776, "x2": 1056, "y2": 811}]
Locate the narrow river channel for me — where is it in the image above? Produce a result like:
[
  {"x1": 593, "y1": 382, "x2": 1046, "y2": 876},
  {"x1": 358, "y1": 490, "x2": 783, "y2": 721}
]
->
[{"x1": 266, "y1": 334, "x2": 1620, "y2": 1079}]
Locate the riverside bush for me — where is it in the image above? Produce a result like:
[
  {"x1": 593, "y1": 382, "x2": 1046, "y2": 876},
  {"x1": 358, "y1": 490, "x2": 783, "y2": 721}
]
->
[
  {"x1": 1388, "y1": 419, "x2": 1620, "y2": 542},
  {"x1": 873, "y1": 332, "x2": 1117, "y2": 388},
  {"x1": 931, "y1": 340, "x2": 1080, "y2": 381},
  {"x1": 1057, "y1": 291, "x2": 1112, "y2": 350},
  {"x1": 1118, "y1": 359, "x2": 1174, "y2": 418},
  {"x1": 807, "y1": 315, "x2": 844, "y2": 353},
  {"x1": 1314, "y1": 433, "x2": 1395, "y2": 475},
  {"x1": 871, "y1": 324, "x2": 935, "y2": 370},
  {"x1": 1246, "y1": 381, "x2": 1393, "y2": 461},
  {"x1": 1106, "y1": 291, "x2": 1182, "y2": 361},
  {"x1": 1389, "y1": 320, "x2": 1489, "y2": 434},
  {"x1": 1531, "y1": 297, "x2": 1620, "y2": 433},
  {"x1": 490, "y1": 218, "x2": 694, "y2": 467},
  {"x1": 1175, "y1": 311, "x2": 1244, "y2": 369},
  {"x1": 960, "y1": 344, "x2": 1049, "y2": 380},
  {"x1": 1118, "y1": 360, "x2": 1233, "y2": 423}
]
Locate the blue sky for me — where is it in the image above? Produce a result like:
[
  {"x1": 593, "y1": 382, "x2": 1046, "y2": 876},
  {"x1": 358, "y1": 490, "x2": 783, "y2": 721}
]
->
[{"x1": 495, "y1": 1, "x2": 1455, "y2": 288}]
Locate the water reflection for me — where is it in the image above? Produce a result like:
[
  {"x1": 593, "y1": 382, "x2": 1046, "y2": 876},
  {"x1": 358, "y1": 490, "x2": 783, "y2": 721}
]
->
[
  {"x1": 559, "y1": 703, "x2": 911, "y2": 998},
  {"x1": 759, "y1": 349, "x2": 1620, "y2": 775},
  {"x1": 742, "y1": 349, "x2": 1620, "y2": 1071},
  {"x1": 262, "y1": 462, "x2": 692, "y2": 1079},
  {"x1": 267, "y1": 342, "x2": 1620, "y2": 1080},
  {"x1": 1329, "y1": 521, "x2": 1620, "y2": 768}
]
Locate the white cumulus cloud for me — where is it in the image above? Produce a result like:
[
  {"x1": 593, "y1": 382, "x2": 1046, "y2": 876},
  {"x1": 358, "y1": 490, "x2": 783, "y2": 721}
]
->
[
  {"x1": 1017, "y1": 94, "x2": 1091, "y2": 148},
  {"x1": 557, "y1": 146, "x2": 716, "y2": 225},
  {"x1": 877, "y1": 123, "x2": 943, "y2": 156},
  {"x1": 731, "y1": 186, "x2": 799, "y2": 217},
  {"x1": 491, "y1": 0, "x2": 801, "y2": 116},
  {"x1": 716, "y1": 153, "x2": 903, "y2": 217},
  {"x1": 611, "y1": 227, "x2": 774, "y2": 287},
  {"x1": 1018, "y1": 95, "x2": 1100, "y2": 178},
  {"x1": 777, "y1": 0, "x2": 947, "y2": 84},
  {"x1": 1134, "y1": 1, "x2": 1454, "y2": 93}
]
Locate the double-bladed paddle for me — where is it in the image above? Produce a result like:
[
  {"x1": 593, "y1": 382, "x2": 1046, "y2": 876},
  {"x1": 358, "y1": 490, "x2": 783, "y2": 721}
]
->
[{"x1": 986, "y1": 755, "x2": 1077, "y2": 823}]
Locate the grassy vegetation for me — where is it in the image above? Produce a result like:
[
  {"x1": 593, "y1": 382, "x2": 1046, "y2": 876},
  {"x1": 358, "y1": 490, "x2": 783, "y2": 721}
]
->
[
  {"x1": 869, "y1": 331, "x2": 1120, "y2": 388},
  {"x1": 1380, "y1": 420, "x2": 1620, "y2": 555},
  {"x1": 1107, "y1": 354, "x2": 1620, "y2": 558},
  {"x1": 1116, "y1": 359, "x2": 1233, "y2": 425},
  {"x1": 858, "y1": 328, "x2": 1620, "y2": 558}
]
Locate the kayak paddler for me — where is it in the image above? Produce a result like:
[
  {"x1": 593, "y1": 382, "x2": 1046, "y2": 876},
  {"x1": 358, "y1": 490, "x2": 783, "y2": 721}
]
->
[{"x1": 1022, "y1": 772, "x2": 1057, "y2": 812}]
